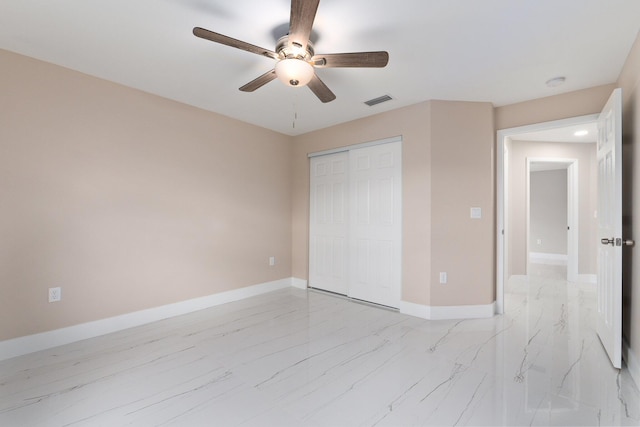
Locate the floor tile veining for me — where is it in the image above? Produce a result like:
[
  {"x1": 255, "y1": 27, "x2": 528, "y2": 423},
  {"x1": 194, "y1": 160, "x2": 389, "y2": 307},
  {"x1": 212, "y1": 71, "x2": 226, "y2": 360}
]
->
[{"x1": 1, "y1": 264, "x2": 639, "y2": 426}]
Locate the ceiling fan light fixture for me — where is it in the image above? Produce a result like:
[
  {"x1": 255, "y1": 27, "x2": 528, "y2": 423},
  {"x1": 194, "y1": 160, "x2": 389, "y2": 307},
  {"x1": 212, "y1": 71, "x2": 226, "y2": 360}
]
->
[{"x1": 275, "y1": 58, "x2": 314, "y2": 87}]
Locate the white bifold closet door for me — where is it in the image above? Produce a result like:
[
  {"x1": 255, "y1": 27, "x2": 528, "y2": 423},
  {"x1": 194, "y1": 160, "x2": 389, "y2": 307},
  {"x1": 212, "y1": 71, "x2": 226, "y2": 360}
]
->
[{"x1": 309, "y1": 141, "x2": 401, "y2": 308}]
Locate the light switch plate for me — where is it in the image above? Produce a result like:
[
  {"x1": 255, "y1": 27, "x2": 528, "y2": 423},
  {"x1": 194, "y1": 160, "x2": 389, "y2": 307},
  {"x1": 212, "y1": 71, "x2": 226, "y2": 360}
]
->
[{"x1": 470, "y1": 207, "x2": 482, "y2": 219}]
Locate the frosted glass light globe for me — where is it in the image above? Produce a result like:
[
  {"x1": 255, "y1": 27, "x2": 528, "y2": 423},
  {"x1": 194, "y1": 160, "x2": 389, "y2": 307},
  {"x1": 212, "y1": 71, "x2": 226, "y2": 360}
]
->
[{"x1": 275, "y1": 58, "x2": 314, "y2": 87}]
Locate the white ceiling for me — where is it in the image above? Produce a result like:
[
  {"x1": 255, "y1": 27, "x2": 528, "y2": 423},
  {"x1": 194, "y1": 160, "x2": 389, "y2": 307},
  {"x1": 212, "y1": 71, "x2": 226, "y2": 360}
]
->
[
  {"x1": 530, "y1": 161, "x2": 573, "y2": 172},
  {"x1": 1, "y1": 0, "x2": 639, "y2": 136}
]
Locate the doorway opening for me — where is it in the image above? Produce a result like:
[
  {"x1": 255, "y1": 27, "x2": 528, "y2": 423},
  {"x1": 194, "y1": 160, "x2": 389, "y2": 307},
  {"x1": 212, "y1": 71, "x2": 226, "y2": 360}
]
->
[
  {"x1": 497, "y1": 115, "x2": 598, "y2": 314},
  {"x1": 527, "y1": 159, "x2": 577, "y2": 281}
]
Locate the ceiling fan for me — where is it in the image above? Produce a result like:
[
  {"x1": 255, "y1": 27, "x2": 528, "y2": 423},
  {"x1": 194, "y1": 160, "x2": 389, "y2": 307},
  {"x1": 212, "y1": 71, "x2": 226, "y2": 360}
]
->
[{"x1": 193, "y1": 0, "x2": 389, "y2": 103}]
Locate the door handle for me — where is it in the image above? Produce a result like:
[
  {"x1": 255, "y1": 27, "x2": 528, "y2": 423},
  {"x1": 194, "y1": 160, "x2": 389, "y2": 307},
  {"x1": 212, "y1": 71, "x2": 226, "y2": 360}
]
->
[{"x1": 600, "y1": 237, "x2": 635, "y2": 246}]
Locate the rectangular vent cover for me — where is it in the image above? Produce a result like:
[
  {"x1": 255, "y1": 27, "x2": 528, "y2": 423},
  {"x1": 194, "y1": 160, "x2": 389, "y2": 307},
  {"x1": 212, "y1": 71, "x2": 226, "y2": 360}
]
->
[{"x1": 364, "y1": 95, "x2": 393, "y2": 106}]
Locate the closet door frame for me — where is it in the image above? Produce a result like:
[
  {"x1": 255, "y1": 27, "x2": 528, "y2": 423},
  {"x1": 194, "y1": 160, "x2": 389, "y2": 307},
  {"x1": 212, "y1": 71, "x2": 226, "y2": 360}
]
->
[{"x1": 308, "y1": 136, "x2": 402, "y2": 307}]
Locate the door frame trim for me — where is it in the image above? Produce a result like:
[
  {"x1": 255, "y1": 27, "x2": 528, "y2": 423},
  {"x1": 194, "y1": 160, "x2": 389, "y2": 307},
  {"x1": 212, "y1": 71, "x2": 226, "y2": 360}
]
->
[
  {"x1": 308, "y1": 135, "x2": 402, "y2": 158},
  {"x1": 496, "y1": 114, "x2": 598, "y2": 314}
]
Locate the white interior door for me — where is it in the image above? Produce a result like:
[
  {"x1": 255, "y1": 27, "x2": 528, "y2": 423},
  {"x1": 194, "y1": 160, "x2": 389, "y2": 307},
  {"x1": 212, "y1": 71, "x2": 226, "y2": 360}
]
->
[
  {"x1": 309, "y1": 152, "x2": 349, "y2": 295},
  {"x1": 596, "y1": 88, "x2": 623, "y2": 369},
  {"x1": 348, "y1": 142, "x2": 402, "y2": 308}
]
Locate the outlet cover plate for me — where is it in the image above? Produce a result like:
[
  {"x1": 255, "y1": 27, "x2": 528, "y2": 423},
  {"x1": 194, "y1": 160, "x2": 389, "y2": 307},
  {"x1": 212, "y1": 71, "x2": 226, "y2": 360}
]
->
[{"x1": 49, "y1": 287, "x2": 61, "y2": 302}]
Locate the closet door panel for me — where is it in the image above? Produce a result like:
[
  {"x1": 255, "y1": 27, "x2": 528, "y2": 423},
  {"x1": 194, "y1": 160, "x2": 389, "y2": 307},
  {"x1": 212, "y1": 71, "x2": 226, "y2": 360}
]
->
[
  {"x1": 348, "y1": 142, "x2": 402, "y2": 307},
  {"x1": 309, "y1": 152, "x2": 349, "y2": 294}
]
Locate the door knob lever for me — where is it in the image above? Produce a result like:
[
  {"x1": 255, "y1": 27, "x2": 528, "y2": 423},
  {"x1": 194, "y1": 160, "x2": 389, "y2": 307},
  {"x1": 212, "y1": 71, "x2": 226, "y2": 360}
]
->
[{"x1": 600, "y1": 237, "x2": 635, "y2": 246}]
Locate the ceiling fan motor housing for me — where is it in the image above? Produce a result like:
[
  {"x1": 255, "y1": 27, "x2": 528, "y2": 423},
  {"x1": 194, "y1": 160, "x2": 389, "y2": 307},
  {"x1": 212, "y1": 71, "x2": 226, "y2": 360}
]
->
[{"x1": 276, "y1": 36, "x2": 314, "y2": 60}]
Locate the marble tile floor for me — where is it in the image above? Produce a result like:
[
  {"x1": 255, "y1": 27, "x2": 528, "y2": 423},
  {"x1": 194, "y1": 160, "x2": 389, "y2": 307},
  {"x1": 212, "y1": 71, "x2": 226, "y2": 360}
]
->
[{"x1": 1, "y1": 264, "x2": 639, "y2": 426}]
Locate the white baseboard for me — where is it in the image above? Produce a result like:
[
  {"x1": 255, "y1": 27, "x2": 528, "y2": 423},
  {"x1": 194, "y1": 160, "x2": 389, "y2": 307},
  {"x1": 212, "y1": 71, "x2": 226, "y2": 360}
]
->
[
  {"x1": 529, "y1": 252, "x2": 568, "y2": 265},
  {"x1": 399, "y1": 301, "x2": 496, "y2": 320},
  {"x1": 291, "y1": 277, "x2": 308, "y2": 289},
  {"x1": 0, "y1": 277, "x2": 296, "y2": 362},
  {"x1": 623, "y1": 337, "x2": 640, "y2": 389},
  {"x1": 398, "y1": 301, "x2": 431, "y2": 319}
]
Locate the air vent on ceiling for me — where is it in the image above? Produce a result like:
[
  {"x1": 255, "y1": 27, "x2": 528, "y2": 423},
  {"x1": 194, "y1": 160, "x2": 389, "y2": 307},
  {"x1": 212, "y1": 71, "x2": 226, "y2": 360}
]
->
[{"x1": 364, "y1": 95, "x2": 393, "y2": 107}]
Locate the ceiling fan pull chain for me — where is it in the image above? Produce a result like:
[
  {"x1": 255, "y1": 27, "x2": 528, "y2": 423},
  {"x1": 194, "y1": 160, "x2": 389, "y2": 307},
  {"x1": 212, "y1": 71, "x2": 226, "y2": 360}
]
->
[{"x1": 292, "y1": 97, "x2": 298, "y2": 129}]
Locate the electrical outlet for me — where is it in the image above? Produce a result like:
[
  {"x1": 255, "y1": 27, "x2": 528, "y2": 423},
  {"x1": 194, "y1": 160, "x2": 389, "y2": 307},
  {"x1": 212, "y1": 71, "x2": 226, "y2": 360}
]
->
[
  {"x1": 48, "y1": 287, "x2": 61, "y2": 303},
  {"x1": 439, "y1": 272, "x2": 447, "y2": 284},
  {"x1": 537, "y1": 239, "x2": 542, "y2": 245},
  {"x1": 269, "y1": 256, "x2": 275, "y2": 267}
]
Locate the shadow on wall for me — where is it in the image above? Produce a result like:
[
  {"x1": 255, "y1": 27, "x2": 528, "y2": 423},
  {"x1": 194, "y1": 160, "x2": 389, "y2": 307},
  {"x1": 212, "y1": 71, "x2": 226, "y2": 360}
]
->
[{"x1": 622, "y1": 123, "x2": 634, "y2": 341}]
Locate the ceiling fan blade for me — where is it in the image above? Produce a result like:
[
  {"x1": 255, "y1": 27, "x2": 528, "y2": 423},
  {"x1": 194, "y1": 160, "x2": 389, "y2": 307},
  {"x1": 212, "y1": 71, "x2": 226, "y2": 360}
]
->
[
  {"x1": 312, "y1": 51, "x2": 389, "y2": 68},
  {"x1": 239, "y1": 69, "x2": 278, "y2": 92},
  {"x1": 193, "y1": 27, "x2": 278, "y2": 60},
  {"x1": 307, "y1": 73, "x2": 336, "y2": 103},
  {"x1": 289, "y1": 0, "x2": 320, "y2": 52}
]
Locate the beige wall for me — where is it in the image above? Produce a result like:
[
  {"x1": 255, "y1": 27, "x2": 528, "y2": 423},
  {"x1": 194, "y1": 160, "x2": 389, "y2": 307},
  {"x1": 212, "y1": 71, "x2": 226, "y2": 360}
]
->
[
  {"x1": 429, "y1": 101, "x2": 495, "y2": 306},
  {"x1": 0, "y1": 49, "x2": 293, "y2": 341},
  {"x1": 618, "y1": 31, "x2": 640, "y2": 380},
  {"x1": 530, "y1": 169, "x2": 568, "y2": 255},
  {"x1": 291, "y1": 100, "x2": 494, "y2": 307},
  {"x1": 507, "y1": 141, "x2": 597, "y2": 276}
]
